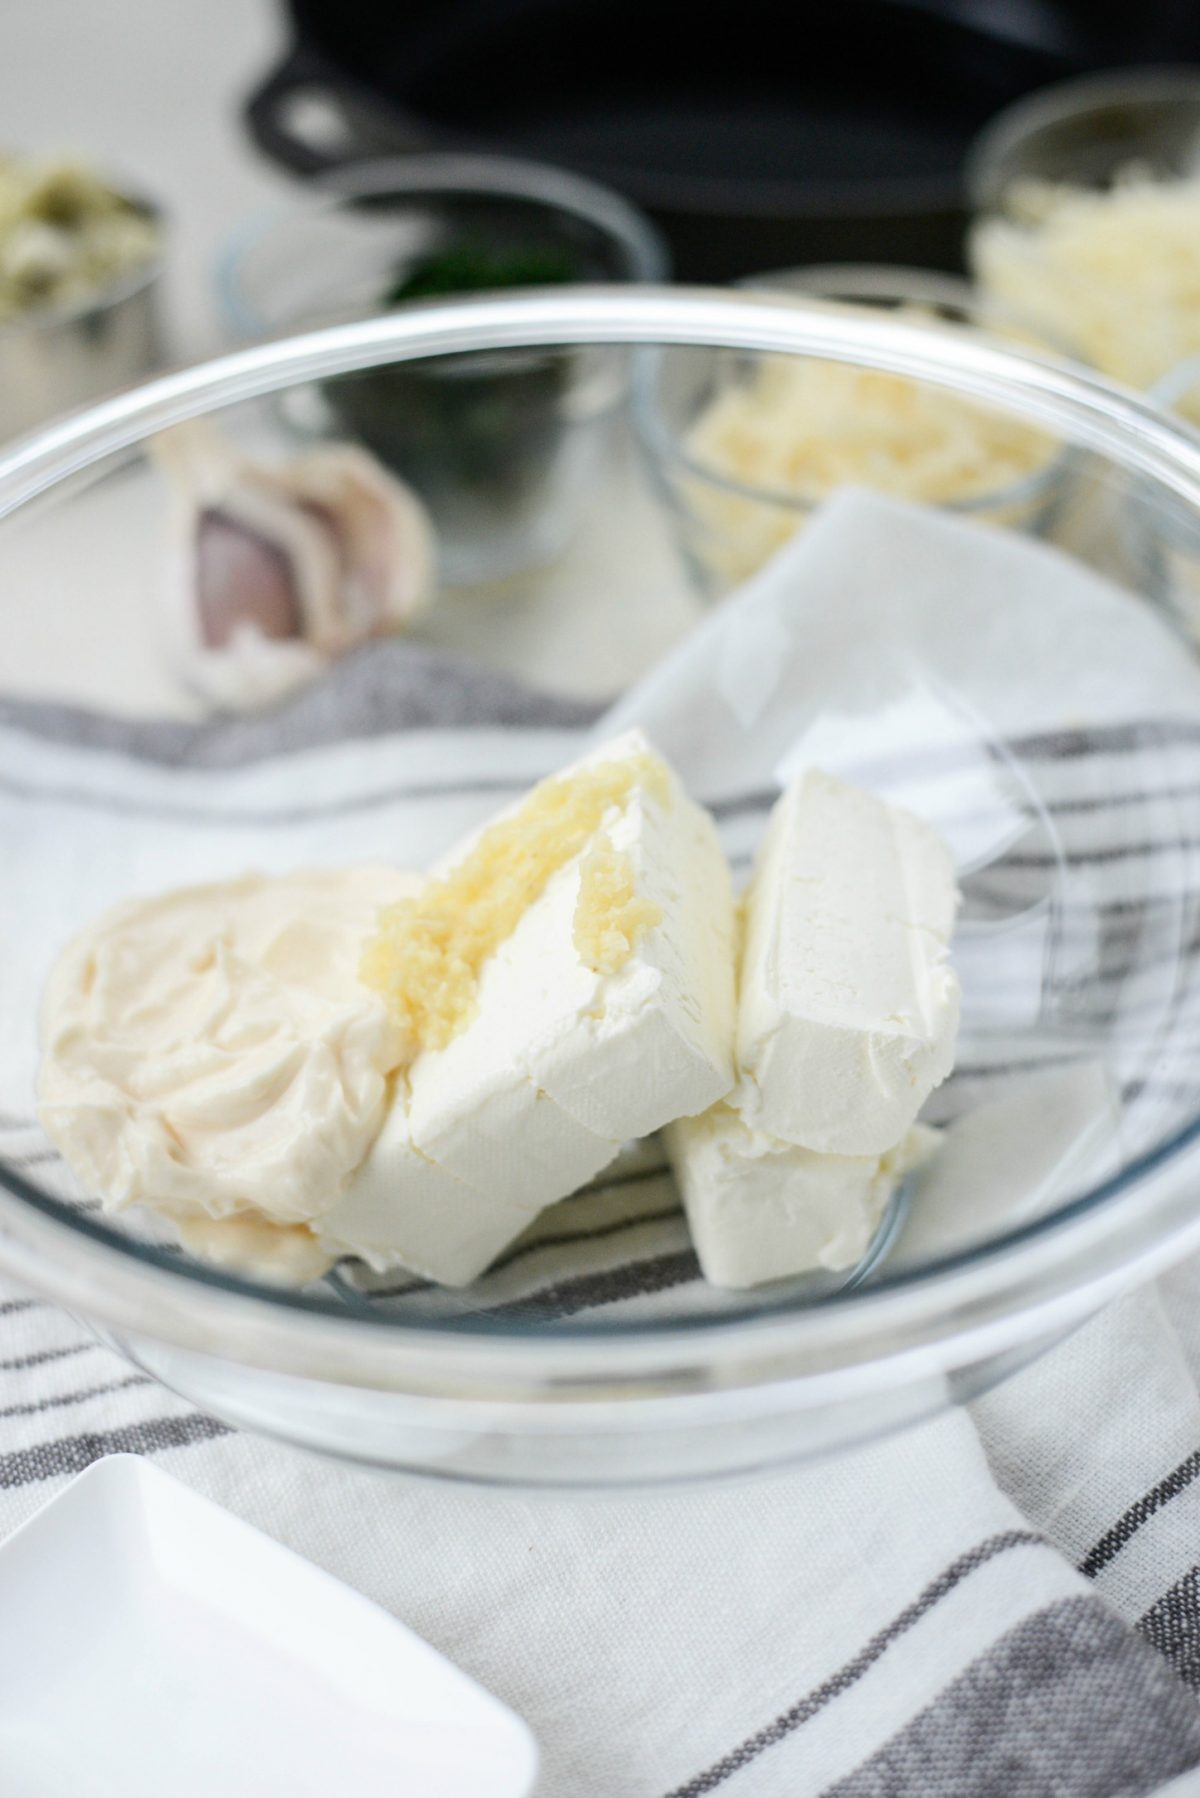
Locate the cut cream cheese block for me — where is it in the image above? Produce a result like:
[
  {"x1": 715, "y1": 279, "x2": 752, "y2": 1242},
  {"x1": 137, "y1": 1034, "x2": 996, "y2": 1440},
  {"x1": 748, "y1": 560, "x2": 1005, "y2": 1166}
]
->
[
  {"x1": 404, "y1": 732, "x2": 736, "y2": 1206},
  {"x1": 666, "y1": 1107, "x2": 940, "y2": 1289},
  {"x1": 404, "y1": 919, "x2": 624, "y2": 1213},
  {"x1": 338, "y1": 730, "x2": 739, "y2": 1275},
  {"x1": 314, "y1": 1076, "x2": 539, "y2": 1285},
  {"x1": 737, "y1": 769, "x2": 960, "y2": 1157},
  {"x1": 509, "y1": 749, "x2": 737, "y2": 1142}
]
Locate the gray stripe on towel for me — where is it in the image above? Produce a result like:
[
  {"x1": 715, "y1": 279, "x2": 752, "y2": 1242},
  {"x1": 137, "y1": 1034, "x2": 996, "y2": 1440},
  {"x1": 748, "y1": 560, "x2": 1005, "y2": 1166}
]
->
[
  {"x1": 1080, "y1": 1447, "x2": 1200, "y2": 1578},
  {"x1": 825, "y1": 1597, "x2": 1200, "y2": 1798},
  {"x1": 0, "y1": 640, "x2": 599, "y2": 766},
  {"x1": 363, "y1": 1200, "x2": 684, "y2": 1304},
  {"x1": 663, "y1": 1530, "x2": 1043, "y2": 1798},
  {"x1": 1018, "y1": 720, "x2": 1200, "y2": 760},
  {"x1": 0, "y1": 1411, "x2": 231, "y2": 1489},
  {"x1": 1140, "y1": 1567, "x2": 1200, "y2": 1691},
  {"x1": 0, "y1": 1340, "x2": 97, "y2": 1375},
  {"x1": 485, "y1": 1249, "x2": 700, "y2": 1322},
  {"x1": 0, "y1": 1373, "x2": 151, "y2": 1423},
  {"x1": 0, "y1": 766, "x2": 533, "y2": 828},
  {"x1": 0, "y1": 1297, "x2": 41, "y2": 1320}
]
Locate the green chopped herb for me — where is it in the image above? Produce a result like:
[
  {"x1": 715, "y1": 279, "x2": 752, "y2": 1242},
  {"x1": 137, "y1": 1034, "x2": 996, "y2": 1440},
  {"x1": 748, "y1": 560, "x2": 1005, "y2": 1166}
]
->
[{"x1": 385, "y1": 243, "x2": 577, "y2": 306}]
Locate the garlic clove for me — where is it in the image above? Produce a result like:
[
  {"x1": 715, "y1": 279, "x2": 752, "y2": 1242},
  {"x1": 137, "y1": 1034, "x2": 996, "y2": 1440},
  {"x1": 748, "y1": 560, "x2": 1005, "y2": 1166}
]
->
[
  {"x1": 153, "y1": 420, "x2": 437, "y2": 710},
  {"x1": 257, "y1": 443, "x2": 436, "y2": 651}
]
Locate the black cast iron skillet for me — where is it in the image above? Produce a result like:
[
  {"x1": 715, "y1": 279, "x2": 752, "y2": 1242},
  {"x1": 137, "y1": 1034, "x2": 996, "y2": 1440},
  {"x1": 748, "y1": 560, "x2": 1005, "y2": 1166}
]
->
[{"x1": 245, "y1": 0, "x2": 1200, "y2": 279}]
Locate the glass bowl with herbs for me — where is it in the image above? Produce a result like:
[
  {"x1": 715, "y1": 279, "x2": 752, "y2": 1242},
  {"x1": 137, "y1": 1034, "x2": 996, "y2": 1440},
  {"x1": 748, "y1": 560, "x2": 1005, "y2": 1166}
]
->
[{"x1": 219, "y1": 156, "x2": 668, "y2": 584}]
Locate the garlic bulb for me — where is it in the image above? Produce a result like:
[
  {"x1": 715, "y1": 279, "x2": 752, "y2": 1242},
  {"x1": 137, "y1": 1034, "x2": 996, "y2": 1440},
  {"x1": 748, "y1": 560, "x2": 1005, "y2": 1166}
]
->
[{"x1": 155, "y1": 421, "x2": 436, "y2": 710}]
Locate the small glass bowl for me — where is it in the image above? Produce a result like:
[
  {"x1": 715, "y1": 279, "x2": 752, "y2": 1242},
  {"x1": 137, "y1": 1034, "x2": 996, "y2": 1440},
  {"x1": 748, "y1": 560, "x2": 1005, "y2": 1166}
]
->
[
  {"x1": 0, "y1": 181, "x2": 164, "y2": 443},
  {"x1": 634, "y1": 265, "x2": 1070, "y2": 596},
  {"x1": 964, "y1": 71, "x2": 1200, "y2": 414},
  {"x1": 965, "y1": 67, "x2": 1200, "y2": 219},
  {"x1": 219, "y1": 156, "x2": 668, "y2": 586}
]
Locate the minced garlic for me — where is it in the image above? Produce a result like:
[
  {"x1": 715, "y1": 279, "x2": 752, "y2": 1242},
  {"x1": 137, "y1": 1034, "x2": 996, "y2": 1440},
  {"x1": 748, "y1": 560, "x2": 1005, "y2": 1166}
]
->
[
  {"x1": 361, "y1": 753, "x2": 670, "y2": 1052},
  {"x1": 573, "y1": 834, "x2": 663, "y2": 974}
]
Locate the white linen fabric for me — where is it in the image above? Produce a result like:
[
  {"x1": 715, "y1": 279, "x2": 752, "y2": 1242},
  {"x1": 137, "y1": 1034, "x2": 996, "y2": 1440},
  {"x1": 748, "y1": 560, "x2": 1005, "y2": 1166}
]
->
[{"x1": 5, "y1": 493, "x2": 1200, "y2": 1794}]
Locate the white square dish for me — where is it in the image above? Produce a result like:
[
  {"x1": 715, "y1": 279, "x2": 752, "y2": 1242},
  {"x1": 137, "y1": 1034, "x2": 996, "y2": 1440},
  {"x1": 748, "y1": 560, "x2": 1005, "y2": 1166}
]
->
[{"x1": 0, "y1": 1454, "x2": 538, "y2": 1798}]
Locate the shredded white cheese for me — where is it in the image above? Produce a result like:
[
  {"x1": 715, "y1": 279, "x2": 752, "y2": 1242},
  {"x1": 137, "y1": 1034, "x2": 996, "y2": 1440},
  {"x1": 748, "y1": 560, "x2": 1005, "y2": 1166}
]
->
[
  {"x1": 972, "y1": 173, "x2": 1200, "y2": 414},
  {"x1": 681, "y1": 338, "x2": 1056, "y2": 585}
]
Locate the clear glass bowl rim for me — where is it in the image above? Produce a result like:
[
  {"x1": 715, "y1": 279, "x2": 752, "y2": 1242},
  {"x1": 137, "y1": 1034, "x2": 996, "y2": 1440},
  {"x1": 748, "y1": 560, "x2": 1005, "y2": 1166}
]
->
[{"x1": 6, "y1": 284, "x2": 1200, "y2": 1404}]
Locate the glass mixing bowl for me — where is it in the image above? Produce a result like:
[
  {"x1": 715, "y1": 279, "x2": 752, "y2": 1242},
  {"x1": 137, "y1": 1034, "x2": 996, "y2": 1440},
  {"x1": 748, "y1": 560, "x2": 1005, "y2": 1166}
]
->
[{"x1": 5, "y1": 288, "x2": 1200, "y2": 1489}]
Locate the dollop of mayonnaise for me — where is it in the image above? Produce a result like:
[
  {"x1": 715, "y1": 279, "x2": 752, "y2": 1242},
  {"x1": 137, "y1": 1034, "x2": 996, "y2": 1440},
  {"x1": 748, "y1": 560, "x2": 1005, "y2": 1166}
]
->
[{"x1": 38, "y1": 867, "x2": 418, "y2": 1271}]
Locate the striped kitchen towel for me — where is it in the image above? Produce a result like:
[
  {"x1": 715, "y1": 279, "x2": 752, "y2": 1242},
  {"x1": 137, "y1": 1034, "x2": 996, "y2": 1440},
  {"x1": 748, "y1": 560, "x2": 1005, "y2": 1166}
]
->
[{"x1": 4, "y1": 489, "x2": 1200, "y2": 1794}]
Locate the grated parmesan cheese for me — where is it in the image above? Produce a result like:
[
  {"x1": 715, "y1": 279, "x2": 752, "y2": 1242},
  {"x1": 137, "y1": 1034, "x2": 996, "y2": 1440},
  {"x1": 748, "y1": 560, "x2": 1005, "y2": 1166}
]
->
[
  {"x1": 972, "y1": 173, "x2": 1200, "y2": 415},
  {"x1": 681, "y1": 333, "x2": 1056, "y2": 585}
]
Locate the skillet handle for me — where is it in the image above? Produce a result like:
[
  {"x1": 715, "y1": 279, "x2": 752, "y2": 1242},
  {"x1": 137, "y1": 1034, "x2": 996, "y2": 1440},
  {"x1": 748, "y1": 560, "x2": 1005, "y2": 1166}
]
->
[{"x1": 244, "y1": 42, "x2": 432, "y2": 175}]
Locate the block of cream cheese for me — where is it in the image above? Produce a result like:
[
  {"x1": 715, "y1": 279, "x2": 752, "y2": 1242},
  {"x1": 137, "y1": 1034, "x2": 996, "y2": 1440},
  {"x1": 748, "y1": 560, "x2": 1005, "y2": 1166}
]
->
[
  {"x1": 314, "y1": 729, "x2": 737, "y2": 1281},
  {"x1": 666, "y1": 1106, "x2": 939, "y2": 1288},
  {"x1": 403, "y1": 730, "x2": 737, "y2": 1209},
  {"x1": 405, "y1": 926, "x2": 624, "y2": 1212},
  {"x1": 37, "y1": 867, "x2": 414, "y2": 1275},
  {"x1": 737, "y1": 769, "x2": 960, "y2": 1156},
  {"x1": 512, "y1": 742, "x2": 738, "y2": 1141},
  {"x1": 315, "y1": 1076, "x2": 542, "y2": 1286}
]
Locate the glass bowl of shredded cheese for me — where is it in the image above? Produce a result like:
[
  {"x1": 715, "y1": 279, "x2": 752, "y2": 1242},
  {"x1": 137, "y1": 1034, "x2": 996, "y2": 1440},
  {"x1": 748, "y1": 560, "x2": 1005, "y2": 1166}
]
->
[
  {"x1": 967, "y1": 70, "x2": 1200, "y2": 422},
  {"x1": 7, "y1": 288, "x2": 1200, "y2": 1489},
  {"x1": 635, "y1": 267, "x2": 1067, "y2": 593}
]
